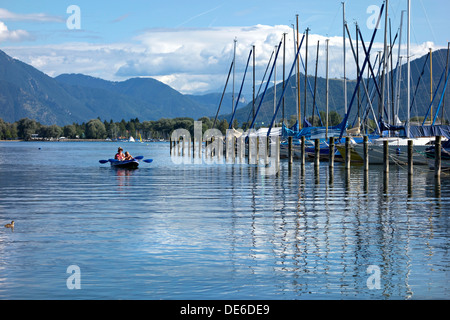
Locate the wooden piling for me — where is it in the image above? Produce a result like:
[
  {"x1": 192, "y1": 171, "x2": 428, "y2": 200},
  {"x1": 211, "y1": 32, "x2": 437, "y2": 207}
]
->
[
  {"x1": 314, "y1": 138, "x2": 320, "y2": 168},
  {"x1": 288, "y1": 136, "x2": 293, "y2": 165},
  {"x1": 188, "y1": 138, "x2": 191, "y2": 157},
  {"x1": 345, "y1": 137, "x2": 350, "y2": 169},
  {"x1": 383, "y1": 140, "x2": 389, "y2": 173},
  {"x1": 301, "y1": 136, "x2": 305, "y2": 173},
  {"x1": 329, "y1": 137, "x2": 335, "y2": 168},
  {"x1": 408, "y1": 139, "x2": 413, "y2": 175},
  {"x1": 435, "y1": 136, "x2": 441, "y2": 177},
  {"x1": 363, "y1": 135, "x2": 369, "y2": 171}
]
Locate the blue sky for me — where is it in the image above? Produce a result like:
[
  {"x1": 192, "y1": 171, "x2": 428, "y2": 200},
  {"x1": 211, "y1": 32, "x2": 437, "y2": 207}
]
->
[{"x1": 0, "y1": 0, "x2": 448, "y2": 94}]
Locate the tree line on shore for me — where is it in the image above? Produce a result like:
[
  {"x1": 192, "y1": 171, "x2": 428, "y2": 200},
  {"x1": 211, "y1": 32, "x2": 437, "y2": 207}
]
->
[
  {"x1": 0, "y1": 111, "x2": 347, "y2": 141},
  {"x1": 0, "y1": 116, "x2": 240, "y2": 141}
]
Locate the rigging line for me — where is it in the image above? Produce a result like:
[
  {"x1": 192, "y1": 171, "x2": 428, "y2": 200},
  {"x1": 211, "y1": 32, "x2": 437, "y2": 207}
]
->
[
  {"x1": 409, "y1": 53, "x2": 430, "y2": 114},
  {"x1": 298, "y1": 45, "x2": 323, "y2": 126},
  {"x1": 359, "y1": 27, "x2": 399, "y2": 123},
  {"x1": 267, "y1": 33, "x2": 305, "y2": 137},
  {"x1": 345, "y1": 23, "x2": 380, "y2": 133},
  {"x1": 432, "y1": 67, "x2": 450, "y2": 125},
  {"x1": 229, "y1": 49, "x2": 253, "y2": 129},
  {"x1": 212, "y1": 60, "x2": 234, "y2": 129},
  {"x1": 418, "y1": 0, "x2": 438, "y2": 46},
  {"x1": 248, "y1": 39, "x2": 283, "y2": 131},
  {"x1": 422, "y1": 67, "x2": 446, "y2": 126},
  {"x1": 245, "y1": 50, "x2": 275, "y2": 125},
  {"x1": 339, "y1": 2, "x2": 385, "y2": 140}
]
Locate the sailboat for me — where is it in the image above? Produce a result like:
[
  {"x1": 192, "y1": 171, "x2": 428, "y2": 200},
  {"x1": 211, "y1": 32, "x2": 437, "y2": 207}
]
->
[
  {"x1": 338, "y1": 0, "x2": 450, "y2": 165},
  {"x1": 128, "y1": 136, "x2": 135, "y2": 142}
]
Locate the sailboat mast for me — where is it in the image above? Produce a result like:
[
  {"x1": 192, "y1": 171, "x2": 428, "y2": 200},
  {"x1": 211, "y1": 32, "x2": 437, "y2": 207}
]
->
[
  {"x1": 274, "y1": 45, "x2": 277, "y2": 119},
  {"x1": 326, "y1": 39, "x2": 329, "y2": 140},
  {"x1": 342, "y1": 2, "x2": 347, "y2": 114},
  {"x1": 312, "y1": 40, "x2": 320, "y2": 126},
  {"x1": 430, "y1": 47, "x2": 433, "y2": 123},
  {"x1": 356, "y1": 23, "x2": 360, "y2": 122},
  {"x1": 407, "y1": 0, "x2": 410, "y2": 137},
  {"x1": 233, "y1": 38, "x2": 237, "y2": 114},
  {"x1": 304, "y1": 28, "x2": 309, "y2": 127},
  {"x1": 380, "y1": 0, "x2": 389, "y2": 126},
  {"x1": 443, "y1": 42, "x2": 450, "y2": 124},
  {"x1": 394, "y1": 11, "x2": 405, "y2": 122},
  {"x1": 296, "y1": 15, "x2": 302, "y2": 129},
  {"x1": 253, "y1": 44, "x2": 256, "y2": 120},
  {"x1": 283, "y1": 32, "x2": 286, "y2": 125}
]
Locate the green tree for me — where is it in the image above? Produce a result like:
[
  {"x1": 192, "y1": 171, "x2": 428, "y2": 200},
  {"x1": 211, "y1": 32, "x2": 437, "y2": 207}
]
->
[
  {"x1": 17, "y1": 118, "x2": 39, "y2": 140},
  {"x1": 63, "y1": 124, "x2": 77, "y2": 138},
  {"x1": 85, "y1": 119, "x2": 107, "y2": 139},
  {"x1": 39, "y1": 125, "x2": 62, "y2": 138}
]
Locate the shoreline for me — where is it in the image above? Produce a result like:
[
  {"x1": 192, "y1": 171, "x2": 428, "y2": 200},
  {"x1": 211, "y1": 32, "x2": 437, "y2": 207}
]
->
[{"x1": 0, "y1": 139, "x2": 168, "y2": 142}]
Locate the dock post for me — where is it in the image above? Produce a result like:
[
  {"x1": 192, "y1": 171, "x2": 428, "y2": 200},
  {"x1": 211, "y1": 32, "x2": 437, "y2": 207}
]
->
[
  {"x1": 301, "y1": 136, "x2": 306, "y2": 169},
  {"x1": 408, "y1": 139, "x2": 413, "y2": 175},
  {"x1": 363, "y1": 135, "x2": 369, "y2": 171},
  {"x1": 237, "y1": 136, "x2": 244, "y2": 164},
  {"x1": 345, "y1": 137, "x2": 350, "y2": 170},
  {"x1": 276, "y1": 136, "x2": 280, "y2": 169},
  {"x1": 383, "y1": 140, "x2": 389, "y2": 173},
  {"x1": 256, "y1": 137, "x2": 260, "y2": 164},
  {"x1": 435, "y1": 136, "x2": 441, "y2": 178},
  {"x1": 288, "y1": 136, "x2": 293, "y2": 165},
  {"x1": 247, "y1": 136, "x2": 251, "y2": 164},
  {"x1": 188, "y1": 137, "x2": 191, "y2": 157},
  {"x1": 329, "y1": 137, "x2": 335, "y2": 169},
  {"x1": 170, "y1": 137, "x2": 172, "y2": 155},
  {"x1": 314, "y1": 138, "x2": 320, "y2": 168}
]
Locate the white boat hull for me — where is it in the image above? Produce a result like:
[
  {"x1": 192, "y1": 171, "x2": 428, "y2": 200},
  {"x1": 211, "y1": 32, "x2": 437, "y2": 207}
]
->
[{"x1": 351, "y1": 137, "x2": 438, "y2": 165}]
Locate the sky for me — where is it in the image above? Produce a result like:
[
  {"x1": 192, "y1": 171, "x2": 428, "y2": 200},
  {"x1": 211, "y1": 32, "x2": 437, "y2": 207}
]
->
[{"x1": 0, "y1": 0, "x2": 449, "y2": 96}]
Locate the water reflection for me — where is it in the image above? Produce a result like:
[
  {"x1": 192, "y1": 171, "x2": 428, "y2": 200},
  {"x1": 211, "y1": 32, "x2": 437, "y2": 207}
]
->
[
  {"x1": 221, "y1": 162, "x2": 448, "y2": 299},
  {"x1": 0, "y1": 142, "x2": 448, "y2": 299}
]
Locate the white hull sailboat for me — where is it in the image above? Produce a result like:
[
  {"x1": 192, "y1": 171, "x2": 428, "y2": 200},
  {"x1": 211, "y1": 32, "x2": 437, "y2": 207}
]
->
[{"x1": 348, "y1": 137, "x2": 442, "y2": 165}]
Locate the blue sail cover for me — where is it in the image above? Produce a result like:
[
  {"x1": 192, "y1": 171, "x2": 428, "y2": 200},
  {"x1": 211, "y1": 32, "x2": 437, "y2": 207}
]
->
[
  {"x1": 408, "y1": 125, "x2": 450, "y2": 140},
  {"x1": 379, "y1": 120, "x2": 450, "y2": 140},
  {"x1": 282, "y1": 120, "x2": 347, "y2": 140}
]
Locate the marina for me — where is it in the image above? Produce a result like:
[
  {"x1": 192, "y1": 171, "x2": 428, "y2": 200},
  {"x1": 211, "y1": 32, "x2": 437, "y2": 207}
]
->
[
  {"x1": 0, "y1": 0, "x2": 449, "y2": 302},
  {"x1": 0, "y1": 141, "x2": 448, "y2": 299}
]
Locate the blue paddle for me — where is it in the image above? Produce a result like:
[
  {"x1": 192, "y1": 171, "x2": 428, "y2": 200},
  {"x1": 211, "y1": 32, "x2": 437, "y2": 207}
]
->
[
  {"x1": 143, "y1": 159, "x2": 153, "y2": 163},
  {"x1": 99, "y1": 156, "x2": 147, "y2": 164}
]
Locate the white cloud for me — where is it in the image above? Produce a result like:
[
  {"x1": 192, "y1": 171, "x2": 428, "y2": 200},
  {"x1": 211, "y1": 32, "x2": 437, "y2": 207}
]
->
[
  {"x1": 0, "y1": 21, "x2": 33, "y2": 42},
  {"x1": 0, "y1": 8, "x2": 64, "y2": 22},
  {"x1": 2, "y1": 24, "x2": 444, "y2": 95}
]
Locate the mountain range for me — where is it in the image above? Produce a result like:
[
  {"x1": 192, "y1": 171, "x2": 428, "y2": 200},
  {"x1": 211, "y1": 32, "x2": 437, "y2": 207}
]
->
[
  {"x1": 0, "y1": 49, "x2": 236, "y2": 125},
  {"x1": 0, "y1": 48, "x2": 449, "y2": 126}
]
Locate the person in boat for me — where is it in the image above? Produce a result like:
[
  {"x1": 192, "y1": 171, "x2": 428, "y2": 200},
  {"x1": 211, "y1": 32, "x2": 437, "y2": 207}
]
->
[
  {"x1": 124, "y1": 151, "x2": 134, "y2": 160},
  {"x1": 115, "y1": 147, "x2": 125, "y2": 161}
]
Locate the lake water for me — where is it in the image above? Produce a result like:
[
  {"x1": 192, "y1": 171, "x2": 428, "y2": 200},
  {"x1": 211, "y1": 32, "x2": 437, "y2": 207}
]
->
[{"x1": 0, "y1": 141, "x2": 448, "y2": 300}]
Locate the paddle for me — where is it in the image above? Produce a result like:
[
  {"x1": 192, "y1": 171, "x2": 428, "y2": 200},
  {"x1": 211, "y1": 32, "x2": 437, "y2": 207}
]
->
[{"x1": 99, "y1": 156, "x2": 148, "y2": 164}]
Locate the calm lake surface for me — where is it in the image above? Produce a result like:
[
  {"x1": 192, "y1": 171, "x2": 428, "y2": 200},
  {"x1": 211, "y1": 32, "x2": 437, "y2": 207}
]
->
[{"x1": 0, "y1": 141, "x2": 448, "y2": 300}]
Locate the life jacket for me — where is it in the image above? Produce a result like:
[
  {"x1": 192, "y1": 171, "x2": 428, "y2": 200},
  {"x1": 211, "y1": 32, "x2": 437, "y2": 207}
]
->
[{"x1": 115, "y1": 152, "x2": 125, "y2": 161}]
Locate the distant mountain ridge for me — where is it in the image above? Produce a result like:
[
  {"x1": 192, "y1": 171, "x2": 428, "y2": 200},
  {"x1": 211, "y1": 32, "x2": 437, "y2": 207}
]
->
[
  {"x1": 0, "y1": 48, "x2": 449, "y2": 126},
  {"x1": 0, "y1": 50, "x2": 233, "y2": 125}
]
